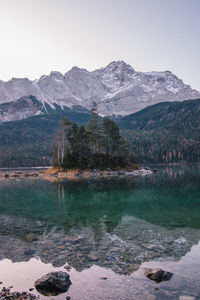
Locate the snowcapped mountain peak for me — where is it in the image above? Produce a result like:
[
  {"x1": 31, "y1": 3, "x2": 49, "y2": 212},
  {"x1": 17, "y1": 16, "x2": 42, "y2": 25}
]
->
[
  {"x1": 93, "y1": 60, "x2": 135, "y2": 77},
  {"x1": 0, "y1": 95, "x2": 43, "y2": 122},
  {"x1": 104, "y1": 60, "x2": 134, "y2": 71},
  {"x1": 0, "y1": 61, "x2": 199, "y2": 118},
  {"x1": 49, "y1": 71, "x2": 64, "y2": 80},
  {"x1": 65, "y1": 66, "x2": 89, "y2": 77},
  {"x1": 92, "y1": 61, "x2": 136, "y2": 95}
]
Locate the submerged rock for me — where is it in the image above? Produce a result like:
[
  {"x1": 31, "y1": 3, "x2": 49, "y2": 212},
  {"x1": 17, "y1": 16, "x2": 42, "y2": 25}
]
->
[
  {"x1": 179, "y1": 297, "x2": 196, "y2": 300},
  {"x1": 24, "y1": 249, "x2": 36, "y2": 256},
  {"x1": 144, "y1": 268, "x2": 173, "y2": 283},
  {"x1": 35, "y1": 271, "x2": 71, "y2": 296},
  {"x1": 24, "y1": 233, "x2": 38, "y2": 242},
  {"x1": 0, "y1": 286, "x2": 37, "y2": 299}
]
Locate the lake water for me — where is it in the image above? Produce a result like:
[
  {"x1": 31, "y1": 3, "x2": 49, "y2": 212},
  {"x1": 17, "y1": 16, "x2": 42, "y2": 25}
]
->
[{"x1": 0, "y1": 165, "x2": 200, "y2": 300}]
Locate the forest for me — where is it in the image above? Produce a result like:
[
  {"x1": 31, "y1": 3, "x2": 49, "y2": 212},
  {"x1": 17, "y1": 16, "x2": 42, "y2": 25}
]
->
[
  {"x1": 52, "y1": 103, "x2": 135, "y2": 170},
  {"x1": 118, "y1": 99, "x2": 200, "y2": 164},
  {"x1": 0, "y1": 98, "x2": 199, "y2": 167}
]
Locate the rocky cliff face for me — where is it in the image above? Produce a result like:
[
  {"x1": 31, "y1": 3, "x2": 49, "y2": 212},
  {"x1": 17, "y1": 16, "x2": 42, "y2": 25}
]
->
[
  {"x1": 0, "y1": 61, "x2": 199, "y2": 117},
  {"x1": 0, "y1": 96, "x2": 43, "y2": 122}
]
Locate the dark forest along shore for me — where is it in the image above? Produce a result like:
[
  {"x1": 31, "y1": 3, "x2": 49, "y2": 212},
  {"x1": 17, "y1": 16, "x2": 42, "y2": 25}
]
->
[{"x1": 0, "y1": 165, "x2": 199, "y2": 299}]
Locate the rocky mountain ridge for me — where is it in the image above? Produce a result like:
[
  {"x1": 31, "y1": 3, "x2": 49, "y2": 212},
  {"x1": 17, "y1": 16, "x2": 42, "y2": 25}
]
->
[
  {"x1": 0, "y1": 95, "x2": 90, "y2": 122},
  {"x1": 0, "y1": 61, "x2": 199, "y2": 118}
]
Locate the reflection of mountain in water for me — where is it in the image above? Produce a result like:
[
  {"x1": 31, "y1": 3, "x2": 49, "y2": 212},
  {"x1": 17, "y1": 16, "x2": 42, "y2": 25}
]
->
[{"x1": 0, "y1": 166, "x2": 200, "y2": 274}]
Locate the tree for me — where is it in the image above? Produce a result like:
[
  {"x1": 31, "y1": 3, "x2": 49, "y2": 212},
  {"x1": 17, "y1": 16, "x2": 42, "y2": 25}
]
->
[
  {"x1": 52, "y1": 112, "x2": 134, "y2": 170},
  {"x1": 86, "y1": 101, "x2": 100, "y2": 153},
  {"x1": 102, "y1": 117, "x2": 126, "y2": 157}
]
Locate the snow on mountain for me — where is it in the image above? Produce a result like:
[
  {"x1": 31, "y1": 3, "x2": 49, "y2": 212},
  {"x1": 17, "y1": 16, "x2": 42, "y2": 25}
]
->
[
  {"x1": 0, "y1": 61, "x2": 199, "y2": 117},
  {"x1": 0, "y1": 96, "x2": 43, "y2": 122}
]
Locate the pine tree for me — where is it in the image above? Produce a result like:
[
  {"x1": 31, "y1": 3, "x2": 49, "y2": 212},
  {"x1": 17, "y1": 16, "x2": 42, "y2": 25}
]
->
[
  {"x1": 102, "y1": 117, "x2": 126, "y2": 157},
  {"x1": 86, "y1": 101, "x2": 100, "y2": 153},
  {"x1": 52, "y1": 111, "x2": 134, "y2": 170}
]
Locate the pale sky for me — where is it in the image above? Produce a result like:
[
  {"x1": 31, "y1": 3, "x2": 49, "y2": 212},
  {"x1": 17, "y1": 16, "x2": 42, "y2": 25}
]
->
[{"x1": 0, "y1": 0, "x2": 199, "y2": 90}]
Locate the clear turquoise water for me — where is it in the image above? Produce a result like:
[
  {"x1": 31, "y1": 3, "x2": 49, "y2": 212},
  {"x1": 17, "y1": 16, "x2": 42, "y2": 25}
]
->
[{"x1": 0, "y1": 165, "x2": 200, "y2": 299}]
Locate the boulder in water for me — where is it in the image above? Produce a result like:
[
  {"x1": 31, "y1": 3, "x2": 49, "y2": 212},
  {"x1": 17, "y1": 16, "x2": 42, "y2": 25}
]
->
[
  {"x1": 144, "y1": 268, "x2": 173, "y2": 283},
  {"x1": 35, "y1": 271, "x2": 71, "y2": 296}
]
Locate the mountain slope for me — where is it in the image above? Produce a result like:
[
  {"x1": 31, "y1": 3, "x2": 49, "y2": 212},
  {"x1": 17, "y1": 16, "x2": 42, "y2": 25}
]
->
[
  {"x1": 0, "y1": 61, "x2": 199, "y2": 117},
  {"x1": 0, "y1": 105, "x2": 91, "y2": 167},
  {"x1": 117, "y1": 99, "x2": 200, "y2": 163},
  {"x1": 0, "y1": 98, "x2": 199, "y2": 167},
  {"x1": 0, "y1": 96, "x2": 44, "y2": 122}
]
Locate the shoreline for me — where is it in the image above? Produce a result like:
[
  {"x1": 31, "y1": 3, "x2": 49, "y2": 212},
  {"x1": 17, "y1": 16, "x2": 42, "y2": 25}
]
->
[{"x1": 0, "y1": 167, "x2": 154, "y2": 180}]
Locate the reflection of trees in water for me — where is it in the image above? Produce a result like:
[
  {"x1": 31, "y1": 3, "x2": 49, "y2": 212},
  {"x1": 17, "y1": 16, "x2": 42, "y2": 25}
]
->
[
  {"x1": 0, "y1": 171, "x2": 200, "y2": 274},
  {"x1": 52, "y1": 171, "x2": 200, "y2": 233},
  {"x1": 54, "y1": 178, "x2": 134, "y2": 238},
  {"x1": 0, "y1": 169, "x2": 200, "y2": 238},
  {"x1": 151, "y1": 165, "x2": 200, "y2": 185}
]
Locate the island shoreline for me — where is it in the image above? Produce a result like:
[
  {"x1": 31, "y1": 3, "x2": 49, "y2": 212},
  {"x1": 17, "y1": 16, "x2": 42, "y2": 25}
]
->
[{"x1": 0, "y1": 167, "x2": 154, "y2": 180}]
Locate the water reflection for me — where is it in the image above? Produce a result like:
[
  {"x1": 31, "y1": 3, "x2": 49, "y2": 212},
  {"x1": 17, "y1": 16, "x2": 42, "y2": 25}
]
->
[{"x1": 0, "y1": 166, "x2": 199, "y2": 278}]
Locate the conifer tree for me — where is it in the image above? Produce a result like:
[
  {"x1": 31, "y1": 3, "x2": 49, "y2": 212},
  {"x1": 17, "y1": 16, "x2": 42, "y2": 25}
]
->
[
  {"x1": 52, "y1": 109, "x2": 133, "y2": 170},
  {"x1": 86, "y1": 101, "x2": 100, "y2": 153}
]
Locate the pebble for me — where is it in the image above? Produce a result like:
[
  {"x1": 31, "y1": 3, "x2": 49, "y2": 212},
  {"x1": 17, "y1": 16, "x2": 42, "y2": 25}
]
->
[
  {"x1": 179, "y1": 296, "x2": 196, "y2": 300},
  {"x1": 128, "y1": 263, "x2": 140, "y2": 272},
  {"x1": 24, "y1": 249, "x2": 36, "y2": 256},
  {"x1": 87, "y1": 253, "x2": 98, "y2": 261},
  {"x1": 0, "y1": 286, "x2": 38, "y2": 299}
]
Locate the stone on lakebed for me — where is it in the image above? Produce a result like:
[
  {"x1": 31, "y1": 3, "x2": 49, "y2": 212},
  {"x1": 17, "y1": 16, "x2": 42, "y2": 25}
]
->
[{"x1": 144, "y1": 268, "x2": 173, "y2": 283}]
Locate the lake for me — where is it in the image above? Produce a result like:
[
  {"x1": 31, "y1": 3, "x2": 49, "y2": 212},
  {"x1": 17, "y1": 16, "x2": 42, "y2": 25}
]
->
[{"x1": 0, "y1": 165, "x2": 200, "y2": 300}]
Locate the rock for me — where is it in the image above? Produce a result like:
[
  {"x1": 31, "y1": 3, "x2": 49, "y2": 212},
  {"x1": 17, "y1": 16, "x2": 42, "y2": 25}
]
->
[
  {"x1": 29, "y1": 172, "x2": 38, "y2": 177},
  {"x1": 24, "y1": 249, "x2": 35, "y2": 256},
  {"x1": 144, "y1": 268, "x2": 173, "y2": 283},
  {"x1": 35, "y1": 271, "x2": 71, "y2": 296},
  {"x1": 87, "y1": 252, "x2": 98, "y2": 261},
  {"x1": 128, "y1": 263, "x2": 140, "y2": 273},
  {"x1": 0, "y1": 287, "x2": 37, "y2": 299},
  {"x1": 24, "y1": 233, "x2": 38, "y2": 242},
  {"x1": 100, "y1": 277, "x2": 107, "y2": 280},
  {"x1": 9, "y1": 173, "x2": 20, "y2": 177},
  {"x1": 179, "y1": 297, "x2": 196, "y2": 300}
]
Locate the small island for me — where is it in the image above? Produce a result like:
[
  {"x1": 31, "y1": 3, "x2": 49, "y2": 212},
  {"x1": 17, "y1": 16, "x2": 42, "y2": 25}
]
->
[
  {"x1": 0, "y1": 103, "x2": 156, "y2": 180},
  {"x1": 52, "y1": 102, "x2": 137, "y2": 172}
]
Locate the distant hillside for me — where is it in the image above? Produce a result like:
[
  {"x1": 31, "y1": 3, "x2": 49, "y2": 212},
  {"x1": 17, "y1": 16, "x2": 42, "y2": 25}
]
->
[
  {"x1": 0, "y1": 107, "x2": 91, "y2": 167},
  {"x1": 117, "y1": 99, "x2": 200, "y2": 164},
  {"x1": 0, "y1": 98, "x2": 199, "y2": 167}
]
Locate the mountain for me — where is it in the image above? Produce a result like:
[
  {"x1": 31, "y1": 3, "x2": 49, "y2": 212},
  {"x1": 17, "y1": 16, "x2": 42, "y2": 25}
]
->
[
  {"x1": 0, "y1": 98, "x2": 199, "y2": 167},
  {"x1": 0, "y1": 96, "x2": 44, "y2": 122},
  {"x1": 0, "y1": 61, "x2": 199, "y2": 118},
  {"x1": 0, "y1": 95, "x2": 91, "y2": 122},
  {"x1": 117, "y1": 98, "x2": 200, "y2": 163},
  {"x1": 0, "y1": 103, "x2": 92, "y2": 167}
]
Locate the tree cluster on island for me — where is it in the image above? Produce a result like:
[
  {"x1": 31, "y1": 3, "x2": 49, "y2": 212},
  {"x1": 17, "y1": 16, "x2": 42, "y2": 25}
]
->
[{"x1": 52, "y1": 102, "x2": 136, "y2": 170}]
